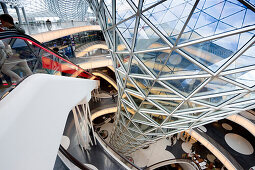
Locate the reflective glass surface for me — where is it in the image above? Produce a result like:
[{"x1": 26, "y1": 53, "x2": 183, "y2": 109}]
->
[
  {"x1": 88, "y1": 0, "x2": 255, "y2": 154},
  {"x1": 0, "y1": 33, "x2": 95, "y2": 98},
  {"x1": 2, "y1": 0, "x2": 92, "y2": 21},
  {"x1": 20, "y1": 21, "x2": 97, "y2": 35}
]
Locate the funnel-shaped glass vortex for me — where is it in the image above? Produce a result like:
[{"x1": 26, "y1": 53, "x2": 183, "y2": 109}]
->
[{"x1": 87, "y1": 0, "x2": 255, "y2": 155}]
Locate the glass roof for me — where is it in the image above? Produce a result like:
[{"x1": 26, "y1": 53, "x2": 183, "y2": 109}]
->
[
  {"x1": 1, "y1": 0, "x2": 93, "y2": 21},
  {"x1": 88, "y1": 0, "x2": 255, "y2": 154}
]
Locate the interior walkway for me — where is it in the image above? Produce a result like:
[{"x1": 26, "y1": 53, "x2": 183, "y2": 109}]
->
[
  {"x1": 90, "y1": 97, "x2": 117, "y2": 114},
  {"x1": 203, "y1": 119, "x2": 255, "y2": 170},
  {"x1": 75, "y1": 40, "x2": 108, "y2": 57},
  {"x1": 71, "y1": 54, "x2": 112, "y2": 70},
  {"x1": 31, "y1": 24, "x2": 101, "y2": 43},
  {"x1": 22, "y1": 21, "x2": 96, "y2": 35},
  {"x1": 228, "y1": 111, "x2": 255, "y2": 137}
]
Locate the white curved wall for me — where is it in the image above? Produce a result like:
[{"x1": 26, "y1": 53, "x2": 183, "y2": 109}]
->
[
  {"x1": 148, "y1": 160, "x2": 197, "y2": 170},
  {"x1": 92, "y1": 72, "x2": 117, "y2": 90},
  {"x1": 0, "y1": 74, "x2": 97, "y2": 170},
  {"x1": 76, "y1": 44, "x2": 108, "y2": 57},
  {"x1": 31, "y1": 25, "x2": 101, "y2": 43},
  {"x1": 78, "y1": 58, "x2": 112, "y2": 69},
  {"x1": 186, "y1": 129, "x2": 236, "y2": 170},
  {"x1": 227, "y1": 112, "x2": 255, "y2": 137},
  {"x1": 91, "y1": 107, "x2": 117, "y2": 121}
]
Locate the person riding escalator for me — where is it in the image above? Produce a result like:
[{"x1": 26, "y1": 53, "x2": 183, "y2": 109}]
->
[{"x1": 0, "y1": 14, "x2": 25, "y2": 34}]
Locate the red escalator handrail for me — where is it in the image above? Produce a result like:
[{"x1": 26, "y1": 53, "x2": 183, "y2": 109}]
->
[{"x1": 13, "y1": 36, "x2": 97, "y2": 80}]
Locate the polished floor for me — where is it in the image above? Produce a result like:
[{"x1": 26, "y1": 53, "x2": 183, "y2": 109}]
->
[
  {"x1": 56, "y1": 93, "x2": 255, "y2": 170},
  {"x1": 61, "y1": 108, "x2": 125, "y2": 170},
  {"x1": 129, "y1": 131, "x2": 219, "y2": 169}
]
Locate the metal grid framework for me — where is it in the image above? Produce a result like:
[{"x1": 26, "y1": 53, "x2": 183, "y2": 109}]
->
[
  {"x1": 2, "y1": 0, "x2": 57, "y2": 18},
  {"x1": 87, "y1": 0, "x2": 255, "y2": 154},
  {"x1": 45, "y1": 0, "x2": 89, "y2": 21},
  {"x1": 2, "y1": 0, "x2": 90, "y2": 21}
]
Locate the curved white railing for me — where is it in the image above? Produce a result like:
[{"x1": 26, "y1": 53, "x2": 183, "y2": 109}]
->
[
  {"x1": 92, "y1": 71, "x2": 117, "y2": 90},
  {"x1": 0, "y1": 74, "x2": 97, "y2": 170},
  {"x1": 78, "y1": 57, "x2": 113, "y2": 69},
  {"x1": 227, "y1": 111, "x2": 255, "y2": 137},
  {"x1": 186, "y1": 129, "x2": 237, "y2": 170},
  {"x1": 147, "y1": 159, "x2": 199, "y2": 170},
  {"x1": 31, "y1": 25, "x2": 101, "y2": 43},
  {"x1": 91, "y1": 107, "x2": 117, "y2": 121},
  {"x1": 76, "y1": 43, "x2": 108, "y2": 57}
]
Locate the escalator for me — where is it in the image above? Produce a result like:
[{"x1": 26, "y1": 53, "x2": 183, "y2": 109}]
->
[
  {"x1": 0, "y1": 31, "x2": 136, "y2": 170},
  {"x1": 61, "y1": 110, "x2": 130, "y2": 170},
  {"x1": 0, "y1": 31, "x2": 97, "y2": 98}
]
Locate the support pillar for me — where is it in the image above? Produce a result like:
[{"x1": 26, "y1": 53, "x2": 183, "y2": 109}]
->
[
  {"x1": 21, "y1": 7, "x2": 28, "y2": 25},
  {"x1": 21, "y1": 7, "x2": 31, "y2": 34},
  {"x1": 14, "y1": 6, "x2": 22, "y2": 25},
  {"x1": 0, "y1": 2, "x2": 8, "y2": 14}
]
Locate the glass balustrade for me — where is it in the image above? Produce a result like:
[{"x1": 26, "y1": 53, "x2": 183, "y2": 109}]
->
[
  {"x1": 20, "y1": 20, "x2": 99, "y2": 35},
  {"x1": 0, "y1": 32, "x2": 96, "y2": 98}
]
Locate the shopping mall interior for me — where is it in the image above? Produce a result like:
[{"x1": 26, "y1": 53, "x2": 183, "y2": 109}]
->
[{"x1": 0, "y1": 0, "x2": 255, "y2": 170}]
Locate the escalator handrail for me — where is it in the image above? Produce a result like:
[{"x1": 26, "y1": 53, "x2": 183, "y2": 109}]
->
[
  {"x1": 145, "y1": 158, "x2": 201, "y2": 170},
  {"x1": 0, "y1": 31, "x2": 97, "y2": 79},
  {"x1": 96, "y1": 132, "x2": 142, "y2": 170},
  {"x1": 59, "y1": 145, "x2": 91, "y2": 170}
]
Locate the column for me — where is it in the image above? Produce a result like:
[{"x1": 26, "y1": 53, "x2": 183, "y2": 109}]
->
[
  {"x1": 0, "y1": 2, "x2": 8, "y2": 14},
  {"x1": 21, "y1": 7, "x2": 28, "y2": 25},
  {"x1": 14, "y1": 6, "x2": 22, "y2": 25},
  {"x1": 21, "y1": 7, "x2": 30, "y2": 34}
]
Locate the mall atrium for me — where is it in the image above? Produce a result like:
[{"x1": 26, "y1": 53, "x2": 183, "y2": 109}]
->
[{"x1": 0, "y1": 0, "x2": 254, "y2": 170}]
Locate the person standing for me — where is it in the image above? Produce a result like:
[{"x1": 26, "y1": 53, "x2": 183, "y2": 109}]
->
[
  {"x1": 169, "y1": 136, "x2": 172, "y2": 146},
  {"x1": 53, "y1": 47, "x2": 69, "y2": 60},
  {"x1": 0, "y1": 40, "x2": 6, "y2": 75},
  {"x1": 177, "y1": 132, "x2": 180, "y2": 140},
  {"x1": 191, "y1": 145, "x2": 195, "y2": 153},
  {"x1": 110, "y1": 90, "x2": 115, "y2": 102},
  {"x1": 0, "y1": 14, "x2": 32, "y2": 83},
  {"x1": 171, "y1": 136, "x2": 174, "y2": 146},
  {"x1": 173, "y1": 133, "x2": 177, "y2": 141},
  {"x1": 183, "y1": 131, "x2": 185, "y2": 137},
  {"x1": 46, "y1": 19, "x2": 52, "y2": 31},
  {"x1": 112, "y1": 94, "x2": 115, "y2": 102},
  {"x1": 187, "y1": 135, "x2": 192, "y2": 142}
]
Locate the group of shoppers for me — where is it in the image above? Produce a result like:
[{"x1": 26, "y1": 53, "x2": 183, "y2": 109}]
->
[{"x1": 0, "y1": 14, "x2": 32, "y2": 84}]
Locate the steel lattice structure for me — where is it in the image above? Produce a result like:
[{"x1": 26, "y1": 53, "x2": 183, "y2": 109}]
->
[
  {"x1": 45, "y1": 0, "x2": 89, "y2": 21},
  {"x1": 2, "y1": 0, "x2": 56, "y2": 18},
  {"x1": 92, "y1": 0, "x2": 255, "y2": 154},
  {"x1": 2, "y1": 0, "x2": 90, "y2": 21}
]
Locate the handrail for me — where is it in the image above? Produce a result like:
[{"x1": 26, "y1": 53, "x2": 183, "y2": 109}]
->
[
  {"x1": 59, "y1": 145, "x2": 91, "y2": 170},
  {"x1": 0, "y1": 31, "x2": 97, "y2": 79},
  {"x1": 237, "y1": 0, "x2": 255, "y2": 13},
  {"x1": 0, "y1": 31, "x2": 99, "y2": 99},
  {"x1": 96, "y1": 132, "x2": 142, "y2": 170},
  {"x1": 192, "y1": 129, "x2": 243, "y2": 170},
  {"x1": 145, "y1": 158, "x2": 201, "y2": 170},
  {"x1": 247, "y1": 110, "x2": 255, "y2": 117},
  {"x1": 0, "y1": 73, "x2": 27, "y2": 100}
]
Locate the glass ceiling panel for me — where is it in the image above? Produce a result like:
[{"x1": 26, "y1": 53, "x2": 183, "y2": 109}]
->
[
  {"x1": 178, "y1": 0, "x2": 255, "y2": 44},
  {"x1": 88, "y1": 0, "x2": 255, "y2": 154},
  {"x1": 3, "y1": 0, "x2": 93, "y2": 21}
]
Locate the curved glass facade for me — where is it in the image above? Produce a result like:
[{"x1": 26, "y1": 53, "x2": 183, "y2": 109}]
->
[
  {"x1": 45, "y1": 0, "x2": 89, "y2": 21},
  {"x1": 2, "y1": 0, "x2": 57, "y2": 18},
  {"x1": 2, "y1": 0, "x2": 91, "y2": 21},
  {"x1": 87, "y1": 0, "x2": 255, "y2": 154}
]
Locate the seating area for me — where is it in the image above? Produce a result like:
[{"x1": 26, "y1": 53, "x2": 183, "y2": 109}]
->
[{"x1": 180, "y1": 132, "x2": 224, "y2": 170}]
